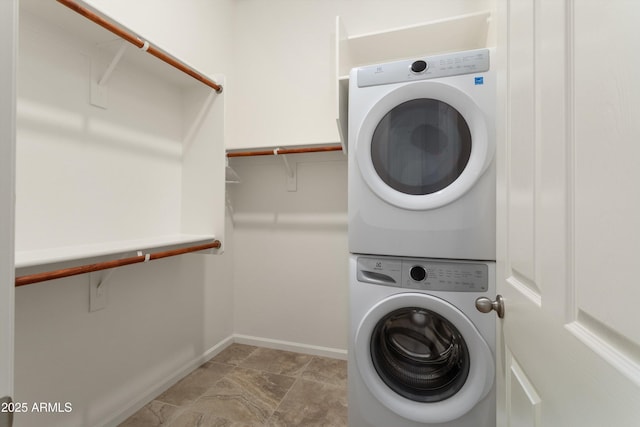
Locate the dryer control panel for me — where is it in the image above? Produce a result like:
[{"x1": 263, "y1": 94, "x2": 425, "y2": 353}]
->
[
  {"x1": 356, "y1": 48, "x2": 490, "y2": 88},
  {"x1": 357, "y1": 256, "x2": 488, "y2": 292}
]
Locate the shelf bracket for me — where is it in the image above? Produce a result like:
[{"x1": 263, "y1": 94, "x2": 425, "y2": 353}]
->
[
  {"x1": 90, "y1": 41, "x2": 128, "y2": 109},
  {"x1": 89, "y1": 269, "x2": 114, "y2": 312},
  {"x1": 225, "y1": 155, "x2": 241, "y2": 184},
  {"x1": 88, "y1": 248, "x2": 151, "y2": 312},
  {"x1": 183, "y1": 90, "x2": 216, "y2": 155},
  {"x1": 274, "y1": 148, "x2": 297, "y2": 191}
]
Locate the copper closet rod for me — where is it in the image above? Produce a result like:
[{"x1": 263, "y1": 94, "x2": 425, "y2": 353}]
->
[
  {"x1": 227, "y1": 145, "x2": 343, "y2": 158},
  {"x1": 56, "y1": 0, "x2": 223, "y2": 93},
  {"x1": 15, "y1": 240, "x2": 221, "y2": 287}
]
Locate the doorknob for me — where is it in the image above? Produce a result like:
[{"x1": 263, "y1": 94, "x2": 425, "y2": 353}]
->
[{"x1": 475, "y1": 295, "x2": 505, "y2": 319}]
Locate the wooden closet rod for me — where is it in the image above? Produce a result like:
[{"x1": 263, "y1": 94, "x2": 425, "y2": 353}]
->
[
  {"x1": 15, "y1": 240, "x2": 221, "y2": 287},
  {"x1": 56, "y1": 0, "x2": 223, "y2": 93},
  {"x1": 227, "y1": 145, "x2": 343, "y2": 158}
]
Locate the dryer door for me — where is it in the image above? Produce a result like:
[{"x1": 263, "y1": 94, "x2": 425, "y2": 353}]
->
[
  {"x1": 355, "y1": 293, "x2": 494, "y2": 424},
  {"x1": 356, "y1": 81, "x2": 492, "y2": 210}
]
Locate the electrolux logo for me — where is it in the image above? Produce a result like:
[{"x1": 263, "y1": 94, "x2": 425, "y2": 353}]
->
[{"x1": 474, "y1": 76, "x2": 484, "y2": 85}]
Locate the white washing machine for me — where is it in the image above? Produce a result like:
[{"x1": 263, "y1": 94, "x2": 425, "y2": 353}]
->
[
  {"x1": 348, "y1": 49, "x2": 496, "y2": 260},
  {"x1": 349, "y1": 254, "x2": 496, "y2": 427}
]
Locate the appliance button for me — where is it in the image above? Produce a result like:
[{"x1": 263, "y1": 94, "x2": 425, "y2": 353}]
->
[
  {"x1": 411, "y1": 60, "x2": 428, "y2": 73},
  {"x1": 410, "y1": 266, "x2": 427, "y2": 281}
]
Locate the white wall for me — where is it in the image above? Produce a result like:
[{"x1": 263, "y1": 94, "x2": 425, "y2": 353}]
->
[
  {"x1": 229, "y1": 152, "x2": 348, "y2": 356},
  {"x1": 13, "y1": 1, "x2": 235, "y2": 426},
  {"x1": 227, "y1": 0, "x2": 495, "y2": 149}
]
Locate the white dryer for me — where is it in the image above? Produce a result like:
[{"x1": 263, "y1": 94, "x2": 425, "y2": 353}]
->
[
  {"x1": 348, "y1": 49, "x2": 496, "y2": 260},
  {"x1": 349, "y1": 254, "x2": 496, "y2": 427}
]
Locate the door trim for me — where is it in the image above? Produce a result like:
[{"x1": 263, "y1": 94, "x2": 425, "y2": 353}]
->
[{"x1": 0, "y1": 0, "x2": 17, "y2": 399}]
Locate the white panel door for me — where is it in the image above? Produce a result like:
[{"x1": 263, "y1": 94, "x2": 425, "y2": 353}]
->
[
  {"x1": 0, "y1": 0, "x2": 17, "y2": 418},
  {"x1": 496, "y1": 0, "x2": 640, "y2": 425}
]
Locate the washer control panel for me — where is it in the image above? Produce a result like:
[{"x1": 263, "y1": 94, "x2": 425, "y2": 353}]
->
[
  {"x1": 357, "y1": 256, "x2": 488, "y2": 292},
  {"x1": 356, "y1": 48, "x2": 490, "y2": 88}
]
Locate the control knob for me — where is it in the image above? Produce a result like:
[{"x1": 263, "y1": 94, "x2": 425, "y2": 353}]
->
[
  {"x1": 409, "y1": 266, "x2": 426, "y2": 282},
  {"x1": 411, "y1": 60, "x2": 427, "y2": 73}
]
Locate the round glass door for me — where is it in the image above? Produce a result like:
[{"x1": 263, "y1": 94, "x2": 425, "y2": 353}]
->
[
  {"x1": 356, "y1": 81, "x2": 492, "y2": 210},
  {"x1": 370, "y1": 306, "x2": 470, "y2": 402},
  {"x1": 371, "y1": 99, "x2": 472, "y2": 196},
  {"x1": 354, "y1": 292, "x2": 495, "y2": 424}
]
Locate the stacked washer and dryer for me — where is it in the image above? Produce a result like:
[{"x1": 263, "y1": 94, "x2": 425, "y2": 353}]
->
[{"x1": 348, "y1": 49, "x2": 497, "y2": 427}]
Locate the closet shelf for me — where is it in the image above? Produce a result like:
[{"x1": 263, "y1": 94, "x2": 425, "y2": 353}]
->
[
  {"x1": 56, "y1": 0, "x2": 222, "y2": 92},
  {"x1": 21, "y1": 0, "x2": 221, "y2": 91},
  {"x1": 15, "y1": 238, "x2": 221, "y2": 287},
  {"x1": 336, "y1": 10, "x2": 492, "y2": 78},
  {"x1": 226, "y1": 145, "x2": 344, "y2": 191},
  {"x1": 15, "y1": 234, "x2": 218, "y2": 270},
  {"x1": 226, "y1": 144, "x2": 344, "y2": 158}
]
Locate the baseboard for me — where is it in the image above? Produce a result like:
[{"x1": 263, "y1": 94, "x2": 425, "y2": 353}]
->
[
  {"x1": 233, "y1": 334, "x2": 348, "y2": 360},
  {"x1": 102, "y1": 335, "x2": 235, "y2": 427}
]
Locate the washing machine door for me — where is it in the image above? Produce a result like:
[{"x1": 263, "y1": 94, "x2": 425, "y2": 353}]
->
[
  {"x1": 356, "y1": 80, "x2": 492, "y2": 210},
  {"x1": 355, "y1": 292, "x2": 494, "y2": 424}
]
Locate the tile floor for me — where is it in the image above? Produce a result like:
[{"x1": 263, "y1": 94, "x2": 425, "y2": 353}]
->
[{"x1": 119, "y1": 344, "x2": 348, "y2": 427}]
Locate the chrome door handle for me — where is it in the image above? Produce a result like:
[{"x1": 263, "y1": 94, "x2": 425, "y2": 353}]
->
[{"x1": 475, "y1": 295, "x2": 505, "y2": 319}]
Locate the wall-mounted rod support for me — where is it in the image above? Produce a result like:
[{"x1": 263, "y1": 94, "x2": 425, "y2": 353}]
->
[
  {"x1": 56, "y1": 0, "x2": 223, "y2": 93},
  {"x1": 15, "y1": 240, "x2": 221, "y2": 287},
  {"x1": 275, "y1": 150, "x2": 297, "y2": 191},
  {"x1": 98, "y1": 41, "x2": 127, "y2": 86},
  {"x1": 275, "y1": 150, "x2": 294, "y2": 179}
]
